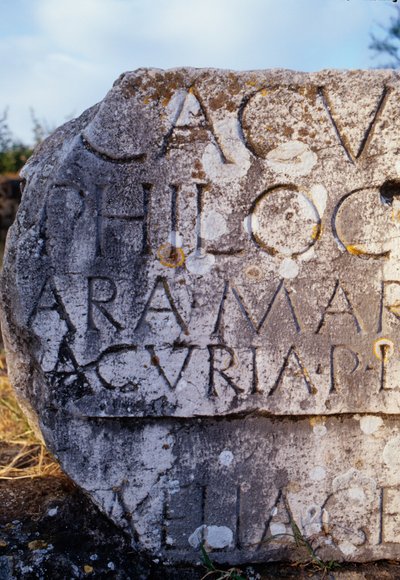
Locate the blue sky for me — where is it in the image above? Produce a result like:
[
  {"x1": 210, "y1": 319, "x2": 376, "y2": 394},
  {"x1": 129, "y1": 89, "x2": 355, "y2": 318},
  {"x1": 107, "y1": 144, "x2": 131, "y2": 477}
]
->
[{"x1": 0, "y1": 0, "x2": 396, "y2": 143}]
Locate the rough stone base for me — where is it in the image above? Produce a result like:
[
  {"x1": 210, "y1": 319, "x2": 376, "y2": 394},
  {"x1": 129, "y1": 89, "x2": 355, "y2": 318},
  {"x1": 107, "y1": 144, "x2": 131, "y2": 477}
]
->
[
  {"x1": 41, "y1": 413, "x2": 400, "y2": 565},
  {"x1": 1, "y1": 462, "x2": 400, "y2": 579}
]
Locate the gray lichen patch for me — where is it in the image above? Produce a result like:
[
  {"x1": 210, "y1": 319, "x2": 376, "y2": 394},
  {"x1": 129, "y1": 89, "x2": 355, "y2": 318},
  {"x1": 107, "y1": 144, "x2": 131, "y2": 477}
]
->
[{"x1": 2, "y1": 68, "x2": 400, "y2": 564}]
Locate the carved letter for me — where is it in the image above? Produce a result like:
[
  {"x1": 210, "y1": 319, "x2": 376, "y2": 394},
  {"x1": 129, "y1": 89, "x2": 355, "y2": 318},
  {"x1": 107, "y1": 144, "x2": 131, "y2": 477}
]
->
[
  {"x1": 162, "y1": 483, "x2": 206, "y2": 549},
  {"x1": 87, "y1": 276, "x2": 123, "y2": 331},
  {"x1": 159, "y1": 88, "x2": 230, "y2": 162},
  {"x1": 330, "y1": 345, "x2": 360, "y2": 393},
  {"x1": 319, "y1": 86, "x2": 389, "y2": 163},
  {"x1": 316, "y1": 280, "x2": 362, "y2": 334},
  {"x1": 381, "y1": 488, "x2": 400, "y2": 544},
  {"x1": 208, "y1": 345, "x2": 245, "y2": 397},
  {"x1": 29, "y1": 278, "x2": 74, "y2": 332},
  {"x1": 269, "y1": 346, "x2": 314, "y2": 397},
  {"x1": 95, "y1": 182, "x2": 152, "y2": 256},
  {"x1": 135, "y1": 276, "x2": 188, "y2": 334},
  {"x1": 256, "y1": 490, "x2": 293, "y2": 551},
  {"x1": 213, "y1": 280, "x2": 301, "y2": 337},
  {"x1": 146, "y1": 345, "x2": 195, "y2": 389}
]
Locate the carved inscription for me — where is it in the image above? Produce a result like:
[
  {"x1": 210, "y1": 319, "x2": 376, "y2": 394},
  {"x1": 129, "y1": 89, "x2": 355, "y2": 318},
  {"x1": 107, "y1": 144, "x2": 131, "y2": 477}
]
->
[
  {"x1": 95, "y1": 183, "x2": 152, "y2": 257},
  {"x1": 27, "y1": 176, "x2": 400, "y2": 416},
  {"x1": 18, "y1": 70, "x2": 400, "y2": 419},
  {"x1": 162, "y1": 483, "x2": 400, "y2": 553}
]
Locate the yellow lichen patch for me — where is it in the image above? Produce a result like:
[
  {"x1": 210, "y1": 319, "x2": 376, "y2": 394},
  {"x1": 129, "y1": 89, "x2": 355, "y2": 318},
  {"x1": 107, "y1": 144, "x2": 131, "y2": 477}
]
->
[
  {"x1": 311, "y1": 224, "x2": 321, "y2": 240},
  {"x1": 388, "y1": 302, "x2": 400, "y2": 317},
  {"x1": 143, "y1": 96, "x2": 151, "y2": 105},
  {"x1": 28, "y1": 540, "x2": 48, "y2": 551},
  {"x1": 157, "y1": 244, "x2": 185, "y2": 268},
  {"x1": 261, "y1": 88, "x2": 268, "y2": 97},
  {"x1": 83, "y1": 565, "x2": 94, "y2": 574},
  {"x1": 373, "y1": 338, "x2": 394, "y2": 361},
  {"x1": 391, "y1": 208, "x2": 400, "y2": 222},
  {"x1": 346, "y1": 244, "x2": 365, "y2": 256},
  {"x1": 246, "y1": 80, "x2": 257, "y2": 87},
  {"x1": 309, "y1": 417, "x2": 325, "y2": 428}
]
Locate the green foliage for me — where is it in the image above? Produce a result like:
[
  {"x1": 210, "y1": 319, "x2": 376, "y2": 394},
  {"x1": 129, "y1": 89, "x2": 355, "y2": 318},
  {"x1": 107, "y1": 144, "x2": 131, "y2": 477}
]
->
[
  {"x1": 199, "y1": 506, "x2": 341, "y2": 579},
  {"x1": 370, "y1": 6, "x2": 400, "y2": 68},
  {"x1": 289, "y1": 517, "x2": 340, "y2": 575},
  {"x1": 200, "y1": 544, "x2": 246, "y2": 580},
  {"x1": 30, "y1": 108, "x2": 54, "y2": 147},
  {"x1": 0, "y1": 143, "x2": 32, "y2": 175},
  {"x1": 0, "y1": 109, "x2": 33, "y2": 175}
]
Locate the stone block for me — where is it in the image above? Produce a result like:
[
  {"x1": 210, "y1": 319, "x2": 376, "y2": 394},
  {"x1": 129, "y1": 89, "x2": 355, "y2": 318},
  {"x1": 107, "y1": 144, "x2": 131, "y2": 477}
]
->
[{"x1": 2, "y1": 68, "x2": 400, "y2": 564}]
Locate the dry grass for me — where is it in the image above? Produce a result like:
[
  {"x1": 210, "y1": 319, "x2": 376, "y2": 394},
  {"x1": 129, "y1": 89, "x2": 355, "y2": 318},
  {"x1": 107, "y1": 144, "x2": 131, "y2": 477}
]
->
[{"x1": 0, "y1": 351, "x2": 61, "y2": 479}]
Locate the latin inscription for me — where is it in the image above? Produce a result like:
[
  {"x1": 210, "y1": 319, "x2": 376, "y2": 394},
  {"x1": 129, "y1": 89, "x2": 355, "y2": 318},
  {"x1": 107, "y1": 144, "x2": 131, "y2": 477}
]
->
[
  {"x1": 23, "y1": 74, "x2": 400, "y2": 418},
  {"x1": 28, "y1": 176, "x2": 400, "y2": 416},
  {"x1": 162, "y1": 482, "x2": 400, "y2": 553}
]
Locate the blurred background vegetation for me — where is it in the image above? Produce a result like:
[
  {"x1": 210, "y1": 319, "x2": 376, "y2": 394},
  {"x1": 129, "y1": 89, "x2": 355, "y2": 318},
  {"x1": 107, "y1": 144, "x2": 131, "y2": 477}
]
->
[
  {"x1": 0, "y1": 109, "x2": 52, "y2": 175},
  {"x1": 370, "y1": 5, "x2": 400, "y2": 68}
]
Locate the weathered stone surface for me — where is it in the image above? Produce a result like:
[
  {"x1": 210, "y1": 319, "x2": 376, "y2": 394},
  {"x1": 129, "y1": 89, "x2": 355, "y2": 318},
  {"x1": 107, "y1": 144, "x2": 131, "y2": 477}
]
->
[{"x1": 2, "y1": 68, "x2": 400, "y2": 564}]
